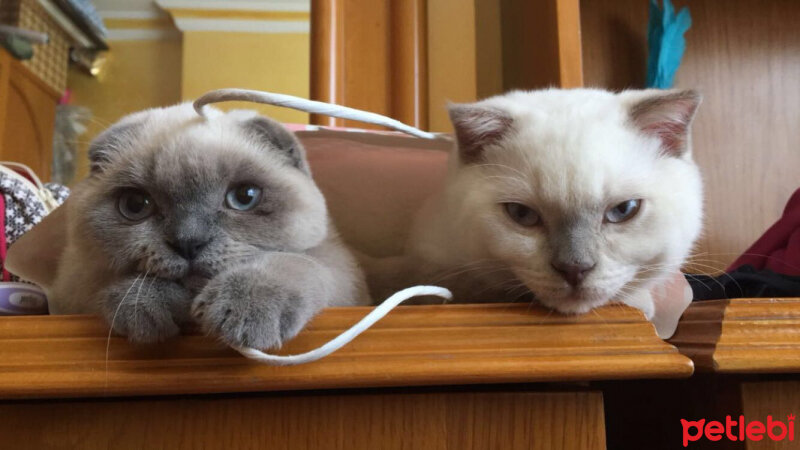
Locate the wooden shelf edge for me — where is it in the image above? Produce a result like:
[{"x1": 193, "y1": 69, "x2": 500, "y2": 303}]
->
[
  {"x1": 0, "y1": 303, "x2": 691, "y2": 399},
  {"x1": 715, "y1": 298, "x2": 800, "y2": 373},
  {"x1": 670, "y1": 298, "x2": 800, "y2": 373}
]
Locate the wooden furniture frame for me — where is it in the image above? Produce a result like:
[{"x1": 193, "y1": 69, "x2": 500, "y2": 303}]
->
[
  {"x1": 0, "y1": 304, "x2": 690, "y2": 399},
  {"x1": 1, "y1": 0, "x2": 798, "y2": 448},
  {"x1": 310, "y1": 0, "x2": 428, "y2": 129},
  {"x1": 669, "y1": 298, "x2": 800, "y2": 450},
  {"x1": 0, "y1": 47, "x2": 59, "y2": 177},
  {"x1": 0, "y1": 305, "x2": 686, "y2": 449}
]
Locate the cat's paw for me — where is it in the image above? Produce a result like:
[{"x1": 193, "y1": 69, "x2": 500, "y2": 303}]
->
[
  {"x1": 102, "y1": 278, "x2": 191, "y2": 343},
  {"x1": 192, "y1": 267, "x2": 312, "y2": 349}
]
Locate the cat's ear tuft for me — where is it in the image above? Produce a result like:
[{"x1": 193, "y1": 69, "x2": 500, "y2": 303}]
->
[
  {"x1": 629, "y1": 89, "x2": 701, "y2": 157},
  {"x1": 448, "y1": 103, "x2": 513, "y2": 164},
  {"x1": 88, "y1": 122, "x2": 141, "y2": 174},
  {"x1": 243, "y1": 117, "x2": 310, "y2": 174}
]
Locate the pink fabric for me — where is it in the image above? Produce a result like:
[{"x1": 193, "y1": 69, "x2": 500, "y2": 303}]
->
[
  {"x1": 728, "y1": 187, "x2": 800, "y2": 276},
  {"x1": 302, "y1": 133, "x2": 448, "y2": 257}
]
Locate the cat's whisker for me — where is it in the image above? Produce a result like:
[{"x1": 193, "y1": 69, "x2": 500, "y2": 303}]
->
[
  {"x1": 533, "y1": 305, "x2": 556, "y2": 325},
  {"x1": 133, "y1": 269, "x2": 151, "y2": 333},
  {"x1": 677, "y1": 261, "x2": 743, "y2": 295},
  {"x1": 104, "y1": 274, "x2": 142, "y2": 392},
  {"x1": 428, "y1": 260, "x2": 505, "y2": 285},
  {"x1": 588, "y1": 308, "x2": 611, "y2": 325}
]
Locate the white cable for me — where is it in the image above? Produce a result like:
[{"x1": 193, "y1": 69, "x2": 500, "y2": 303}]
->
[
  {"x1": 193, "y1": 88, "x2": 438, "y2": 140},
  {"x1": 193, "y1": 88, "x2": 450, "y2": 365},
  {"x1": 234, "y1": 285, "x2": 451, "y2": 366}
]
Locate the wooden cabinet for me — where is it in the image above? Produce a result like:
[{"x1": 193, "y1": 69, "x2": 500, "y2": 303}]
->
[
  {"x1": 0, "y1": 48, "x2": 59, "y2": 178},
  {"x1": 0, "y1": 1, "x2": 797, "y2": 449},
  {"x1": 0, "y1": 304, "x2": 688, "y2": 449}
]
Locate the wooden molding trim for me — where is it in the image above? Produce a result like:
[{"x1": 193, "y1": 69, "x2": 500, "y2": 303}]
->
[
  {"x1": 668, "y1": 299, "x2": 726, "y2": 371},
  {"x1": 0, "y1": 303, "x2": 691, "y2": 399},
  {"x1": 714, "y1": 297, "x2": 800, "y2": 373},
  {"x1": 670, "y1": 298, "x2": 800, "y2": 373}
]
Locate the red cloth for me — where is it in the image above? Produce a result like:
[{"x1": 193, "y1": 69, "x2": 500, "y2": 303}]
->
[{"x1": 728, "y1": 188, "x2": 800, "y2": 276}]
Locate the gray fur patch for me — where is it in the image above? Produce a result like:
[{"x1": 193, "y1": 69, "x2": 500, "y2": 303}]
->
[
  {"x1": 243, "y1": 117, "x2": 310, "y2": 174},
  {"x1": 89, "y1": 121, "x2": 143, "y2": 174},
  {"x1": 549, "y1": 216, "x2": 598, "y2": 268}
]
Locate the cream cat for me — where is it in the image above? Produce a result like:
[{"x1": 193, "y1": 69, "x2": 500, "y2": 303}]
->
[{"x1": 389, "y1": 88, "x2": 702, "y2": 333}]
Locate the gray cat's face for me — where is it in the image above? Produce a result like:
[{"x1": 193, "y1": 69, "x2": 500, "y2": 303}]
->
[
  {"x1": 76, "y1": 104, "x2": 327, "y2": 284},
  {"x1": 449, "y1": 89, "x2": 703, "y2": 314}
]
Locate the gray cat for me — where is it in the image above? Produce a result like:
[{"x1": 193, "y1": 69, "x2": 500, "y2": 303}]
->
[{"x1": 50, "y1": 104, "x2": 369, "y2": 349}]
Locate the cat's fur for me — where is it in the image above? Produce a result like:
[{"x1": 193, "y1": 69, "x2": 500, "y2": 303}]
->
[
  {"x1": 379, "y1": 88, "x2": 703, "y2": 321},
  {"x1": 51, "y1": 104, "x2": 369, "y2": 348}
]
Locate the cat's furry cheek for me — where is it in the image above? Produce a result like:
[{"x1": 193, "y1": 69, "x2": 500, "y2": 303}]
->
[{"x1": 281, "y1": 180, "x2": 329, "y2": 250}]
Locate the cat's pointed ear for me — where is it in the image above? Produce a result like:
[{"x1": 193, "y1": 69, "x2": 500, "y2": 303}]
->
[
  {"x1": 448, "y1": 103, "x2": 513, "y2": 164},
  {"x1": 88, "y1": 122, "x2": 142, "y2": 174},
  {"x1": 628, "y1": 89, "x2": 701, "y2": 157},
  {"x1": 243, "y1": 117, "x2": 310, "y2": 174}
]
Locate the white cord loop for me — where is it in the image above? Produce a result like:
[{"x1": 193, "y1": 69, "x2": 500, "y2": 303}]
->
[
  {"x1": 192, "y1": 88, "x2": 451, "y2": 365},
  {"x1": 234, "y1": 286, "x2": 452, "y2": 366},
  {"x1": 194, "y1": 88, "x2": 438, "y2": 140}
]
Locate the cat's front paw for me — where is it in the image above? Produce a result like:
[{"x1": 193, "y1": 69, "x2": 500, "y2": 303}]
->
[
  {"x1": 102, "y1": 278, "x2": 191, "y2": 343},
  {"x1": 192, "y1": 267, "x2": 313, "y2": 349}
]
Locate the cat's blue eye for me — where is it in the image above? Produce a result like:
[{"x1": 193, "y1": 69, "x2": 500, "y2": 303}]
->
[
  {"x1": 117, "y1": 189, "x2": 155, "y2": 221},
  {"x1": 225, "y1": 185, "x2": 262, "y2": 211},
  {"x1": 604, "y1": 199, "x2": 642, "y2": 223},
  {"x1": 503, "y1": 202, "x2": 541, "y2": 227}
]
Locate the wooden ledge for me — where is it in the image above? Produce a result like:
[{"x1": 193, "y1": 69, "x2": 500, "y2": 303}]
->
[
  {"x1": 670, "y1": 298, "x2": 800, "y2": 373},
  {"x1": 0, "y1": 304, "x2": 692, "y2": 399}
]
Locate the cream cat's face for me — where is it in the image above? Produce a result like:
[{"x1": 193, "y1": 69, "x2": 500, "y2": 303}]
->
[{"x1": 448, "y1": 89, "x2": 703, "y2": 314}]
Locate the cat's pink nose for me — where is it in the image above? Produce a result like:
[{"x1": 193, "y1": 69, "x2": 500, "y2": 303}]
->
[{"x1": 551, "y1": 261, "x2": 596, "y2": 287}]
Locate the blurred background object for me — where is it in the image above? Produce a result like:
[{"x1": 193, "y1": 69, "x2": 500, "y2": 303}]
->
[{"x1": 51, "y1": 90, "x2": 88, "y2": 184}]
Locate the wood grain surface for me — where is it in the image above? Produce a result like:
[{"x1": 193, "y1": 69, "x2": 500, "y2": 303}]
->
[
  {"x1": 500, "y1": 0, "x2": 583, "y2": 91},
  {"x1": 741, "y1": 382, "x2": 800, "y2": 450},
  {"x1": 581, "y1": 0, "x2": 800, "y2": 271},
  {"x1": 0, "y1": 47, "x2": 59, "y2": 179},
  {"x1": 671, "y1": 298, "x2": 800, "y2": 373},
  {"x1": 669, "y1": 299, "x2": 727, "y2": 371},
  {"x1": 0, "y1": 303, "x2": 691, "y2": 399},
  {"x1": 0, "y1": 391, "x2": 606, "y2": 450},
  {"x1": 714, "y1": 298, "x2": 800, "y2": 373},
  {"x1": 309, "y1": 0, "x2": 428, "y2": 129}
]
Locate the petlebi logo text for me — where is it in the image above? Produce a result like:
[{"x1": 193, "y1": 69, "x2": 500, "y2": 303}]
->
[{"x1": 682, "y1": 414, "x2": 796, "y2": 447}]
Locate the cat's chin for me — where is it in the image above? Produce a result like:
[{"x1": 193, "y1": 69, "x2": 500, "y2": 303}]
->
[{"x1": 533, "y1": 289, "x2": 614, "y2": 315}]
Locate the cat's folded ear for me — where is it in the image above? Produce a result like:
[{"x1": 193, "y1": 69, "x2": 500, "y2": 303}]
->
[
  {"x1": 88, "y1": 121, "x2": 142, "y2": 174},
  {"x1": 242, "y1": 116, "x2": 310, "y2": 174},
  {"x1": 627, "y1": 89, "x2": 702, "y2": 157},
  {"x1": 448, "y1": 103, "x2": 513, "y2": 164}
]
